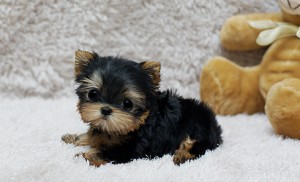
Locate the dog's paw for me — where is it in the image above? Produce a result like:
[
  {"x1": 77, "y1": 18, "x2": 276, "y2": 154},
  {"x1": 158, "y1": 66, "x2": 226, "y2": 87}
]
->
[
  {"x1": 61, "y1": 134, "x2": 78, "y2": 144},
  {"x1": 82, "y1": 151, "x2": 107, "y2": 167},
  {"x1": 173, "y1": 149, "x2": 195, "y2": 165}
]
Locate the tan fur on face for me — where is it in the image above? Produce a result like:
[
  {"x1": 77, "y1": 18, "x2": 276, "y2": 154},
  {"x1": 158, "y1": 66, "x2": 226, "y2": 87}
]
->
[
  {"x1": 106, "y1": 109, "x2": 144, "y2": 135},
  {"x1": 79, "y1": 103, "x2": 102, "y2": 123},
  {"x1": 138, "y1": 111, "x2": 149, "y2": 125},
  {"x1": 80, "y1": 73, "x2": 103, "y2": 98},
  {"x1": 123, "y1": 88, "x2": 146, "y2": 110},
  {"x1": 79, "y1": 103, "x2": 148, "y2": 135},
  {"x1": 124, "y1": 89, "x2": 145, "y2": 102}
]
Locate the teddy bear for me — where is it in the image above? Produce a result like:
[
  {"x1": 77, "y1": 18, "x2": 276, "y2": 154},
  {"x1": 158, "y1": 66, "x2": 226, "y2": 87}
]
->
[{"x1": 200, "y1": 0, "x2": 300, "y2": 139}]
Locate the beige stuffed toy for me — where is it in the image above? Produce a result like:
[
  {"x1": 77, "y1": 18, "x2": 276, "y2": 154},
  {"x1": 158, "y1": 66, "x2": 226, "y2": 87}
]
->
[{"x1": 200, "y1": 0, "x2": 300, "y2": 139}]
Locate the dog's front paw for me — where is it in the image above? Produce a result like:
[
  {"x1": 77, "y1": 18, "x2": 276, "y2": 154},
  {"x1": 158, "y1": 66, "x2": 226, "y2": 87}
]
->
[
  {"x1": 173, "y1": 150, "x2": 195, "y2": 165},
  {"x1": 81, "y1": 151, "x2": 107, "y2": 167},
  {"x1": 61, "y1": 134, "x2": 78, "y2": 144}
]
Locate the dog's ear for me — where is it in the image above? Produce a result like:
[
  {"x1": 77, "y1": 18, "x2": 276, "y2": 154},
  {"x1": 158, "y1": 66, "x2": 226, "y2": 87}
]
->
[
  {"x1": 140, "y1": 61, "x2": 161, "y2": 86},
  {"x1": 75, "y1": 50, "x2": 95, "y2": 76}
]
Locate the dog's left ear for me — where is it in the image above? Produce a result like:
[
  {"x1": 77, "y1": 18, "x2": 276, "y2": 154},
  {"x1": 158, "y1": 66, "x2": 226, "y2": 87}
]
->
[
  {"x1": 75, "y1": 50, "x2": 95, "y2": 76},
  {"x1": 140, "y1": 61, "x2": 161, "y2": 86}
]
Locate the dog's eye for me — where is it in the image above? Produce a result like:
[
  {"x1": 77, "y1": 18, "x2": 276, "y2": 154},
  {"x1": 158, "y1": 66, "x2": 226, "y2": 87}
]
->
[
  {"x1": 88, "y1": 89, "x2": 100, "y2": 101},
  {"x1": 122, "y1": 99, "x2": 133, "y2": 111}
]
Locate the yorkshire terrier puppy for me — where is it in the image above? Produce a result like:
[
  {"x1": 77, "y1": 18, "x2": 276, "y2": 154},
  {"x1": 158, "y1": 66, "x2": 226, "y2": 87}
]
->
[{"x1": 62, "y1": 50, "x2": 222, "y2": 166}]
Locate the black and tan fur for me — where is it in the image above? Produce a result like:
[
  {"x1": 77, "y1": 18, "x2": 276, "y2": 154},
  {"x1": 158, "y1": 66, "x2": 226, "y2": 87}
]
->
[{"x1": 62, "y1": 50, "x2": 222, "y2": 166}]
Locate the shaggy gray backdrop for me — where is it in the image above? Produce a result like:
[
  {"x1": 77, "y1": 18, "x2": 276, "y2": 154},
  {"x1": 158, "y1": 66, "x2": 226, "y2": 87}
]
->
[{"x1": 0, "y1": 0, "x2": 278, "y2": 98}]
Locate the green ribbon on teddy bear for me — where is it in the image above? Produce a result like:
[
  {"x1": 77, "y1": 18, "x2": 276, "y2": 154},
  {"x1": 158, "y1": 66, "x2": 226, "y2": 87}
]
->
[{"x1": 248, "y1": 20, "x2": 300, "y2": 46}]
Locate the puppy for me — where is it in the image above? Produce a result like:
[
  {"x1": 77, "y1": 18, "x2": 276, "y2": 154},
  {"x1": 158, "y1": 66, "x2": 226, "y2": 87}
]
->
[{"x1": 62, "y1": 50, "x2": 222, "y2": 166}]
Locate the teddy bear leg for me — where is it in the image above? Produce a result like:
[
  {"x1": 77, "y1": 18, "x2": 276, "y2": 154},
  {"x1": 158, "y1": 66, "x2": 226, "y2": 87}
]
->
[
  {"x1": 200, "y1": 56, "x2": 265, "y2": 115},
  {"x1": 265, "y1": 78, "x2": 300, "y2": 139},
  {"x1": 221, "y1": 13, "x2": 282, "y2": 51}
]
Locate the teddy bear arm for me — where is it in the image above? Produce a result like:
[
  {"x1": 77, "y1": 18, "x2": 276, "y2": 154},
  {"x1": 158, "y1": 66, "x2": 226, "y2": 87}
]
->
[
  {"x1": 221, "y1": 13, "x2": 283, "y2": 51},
  {"x1": 200, "y1": 57, "x2": 264, "y2": 115}
]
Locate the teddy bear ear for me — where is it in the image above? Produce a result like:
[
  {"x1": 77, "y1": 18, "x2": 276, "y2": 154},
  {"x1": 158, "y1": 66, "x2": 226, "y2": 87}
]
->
[
  {"x1": 75, "y1": 50, "x2": 95, "y2": 76},
  {"x1": 139, "y1": 61, "x2": 161, "y2": 86}
]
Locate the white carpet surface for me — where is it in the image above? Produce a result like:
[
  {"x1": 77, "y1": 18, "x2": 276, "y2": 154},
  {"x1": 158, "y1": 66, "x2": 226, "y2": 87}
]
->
[
  {"x1": 1, "y1": 0, "x2": 300, "y2": 182},
  {"x1": 1, "y1": 98, "x2": 300, "y2": 182}
]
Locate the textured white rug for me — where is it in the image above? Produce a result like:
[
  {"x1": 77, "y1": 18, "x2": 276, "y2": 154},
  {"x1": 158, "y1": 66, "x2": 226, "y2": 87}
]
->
[
  {"x1": 1, "y1": 0, "x2": 300, "y2": 182},
  {"x1": 1, "y1": 98, "x2": 300, "y2": 182}
]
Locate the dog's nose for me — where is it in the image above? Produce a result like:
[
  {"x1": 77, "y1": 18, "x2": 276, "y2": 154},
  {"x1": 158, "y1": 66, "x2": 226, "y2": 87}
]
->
[{"x1": 101, "y1": 106, "x2": 112, "y2": 116}]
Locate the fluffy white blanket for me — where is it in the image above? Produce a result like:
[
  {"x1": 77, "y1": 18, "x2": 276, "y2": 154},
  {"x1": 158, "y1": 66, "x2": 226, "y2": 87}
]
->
[{"x1": 1, "y1": 98, "x2": 299, "y2": 182}]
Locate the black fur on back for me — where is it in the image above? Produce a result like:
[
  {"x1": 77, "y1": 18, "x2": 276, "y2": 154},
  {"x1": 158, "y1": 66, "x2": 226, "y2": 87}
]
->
[{"x1": 101, "y1": 90, "x2": 222, "y2": 163}]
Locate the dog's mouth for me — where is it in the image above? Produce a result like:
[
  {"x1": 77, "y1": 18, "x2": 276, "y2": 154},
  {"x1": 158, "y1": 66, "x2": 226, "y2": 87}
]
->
[
  {"x1": 88, "y1": 114, "x2": 141, "y2": 135},
  {"x1": 90, "y1": 116, "x2": 113, "y2": 128},
  {"x1": 78, "y1": 103, "x2": 146, "y2": 135},
  {"x1": 90, "y1": 116, "x2": 107, "y2": 126}
]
